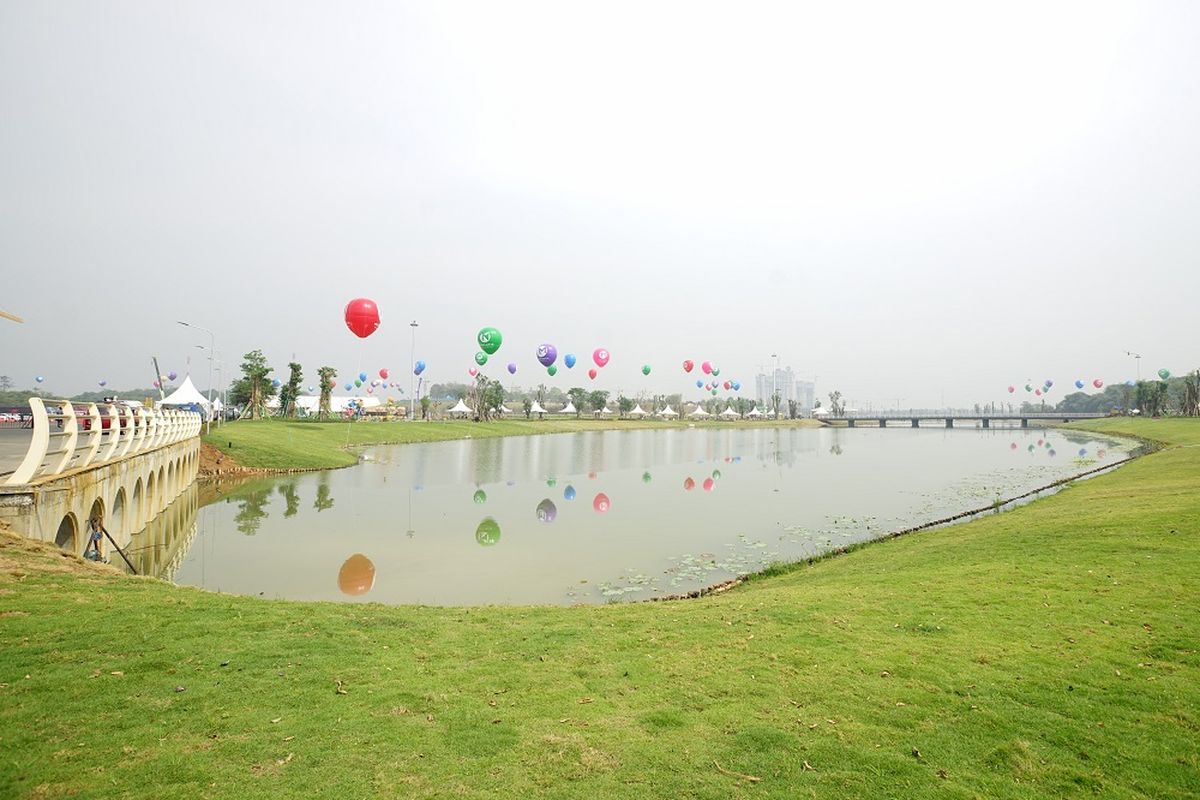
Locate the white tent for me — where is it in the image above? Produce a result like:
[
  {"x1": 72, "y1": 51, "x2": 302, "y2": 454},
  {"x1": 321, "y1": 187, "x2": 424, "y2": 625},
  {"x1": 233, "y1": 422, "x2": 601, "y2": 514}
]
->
[
  {"x1": 688, "y1": 406, "x2": 711, "y2": 418},
  {"x1": 530, "y1": 400, "x2": 548, "y2": 414},
  {"x1": 659, "y1": 405, "x2": 678, "y2": 417},
  {"x1": 811, "y1": 407, "x2": 831, "y2": 418},
  {"x1": 629, "y1": 404, "x2": 647, "y2": 416},
  {"x1": 600, "y1": 406, "x2": 613, "y2": 415},
  {"x1": 449, "y1": 398, "x2": 473, "y2": 416},
  {"x1": 160, "y1": 376, "x2": 212, "y2": 411},
  {"x1": 719, "y1": 406, "x2": 739, "y2": 418},
  {"x1": 746, "y1": 406, "x2": 763, "y2": 418},
  {"x1": 558, "y1": 401, "x2": 577, "y2": 414}
]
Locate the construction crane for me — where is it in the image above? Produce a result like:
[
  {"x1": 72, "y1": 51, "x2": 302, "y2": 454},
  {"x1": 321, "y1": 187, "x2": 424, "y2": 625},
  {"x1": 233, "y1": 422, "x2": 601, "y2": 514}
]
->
[{"x1": 1, "y1": 310, "x2": 24, "y2": 323}]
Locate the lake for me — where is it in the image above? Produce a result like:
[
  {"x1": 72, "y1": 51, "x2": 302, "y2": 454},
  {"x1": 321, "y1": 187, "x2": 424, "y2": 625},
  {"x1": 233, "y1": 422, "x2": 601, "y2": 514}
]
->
[{"x1": 133, "y1": 426, "x2": 1137, "y2": 605}]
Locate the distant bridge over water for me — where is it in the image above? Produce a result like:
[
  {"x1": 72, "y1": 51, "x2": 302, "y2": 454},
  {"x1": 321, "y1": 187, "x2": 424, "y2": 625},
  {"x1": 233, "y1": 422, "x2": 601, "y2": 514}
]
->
[
  {"x1": 821, "y1": 412, "x2": 1107, "y2": 428},
  {"x1": 0, "y1": 398, "x2": 201, "y2": 561}
]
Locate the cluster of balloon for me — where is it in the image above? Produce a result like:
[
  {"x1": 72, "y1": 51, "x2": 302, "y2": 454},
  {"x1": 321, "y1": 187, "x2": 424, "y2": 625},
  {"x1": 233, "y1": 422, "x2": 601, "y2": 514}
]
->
[
  {"x1": 345, "y1": 298, "x2": 381, "y2": 338},
  {"x1": 337, "y1": 554, "x2": 376, "y2": 596},
  {"x1": 536, "y1": 499, "x2": 557, "y2": 523},
  {"x1": 1158, "y1": 368, "x2": 1171, "y2": 380},
  {"x1": 592, "y1": 493, "x2": 611, "y2": 513},
  {"x1": 414, "y1": 360, "x2": 426, "y2": 376},
  {"x1": 476, "y1": 518, "x2": 501, "y2": 546}
]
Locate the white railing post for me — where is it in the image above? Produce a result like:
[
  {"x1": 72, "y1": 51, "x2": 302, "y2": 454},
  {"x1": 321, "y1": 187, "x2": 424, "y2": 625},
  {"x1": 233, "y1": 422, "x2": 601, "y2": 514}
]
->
[
  {"x1": 115, "y1": 406, "x2": 135, "y2": 458},
  {"x1": 78, "y1": 403, "x2": 103, "y2": 468},
  {"x1": 100, "y1": 403, "x2": 121, "y2": 462},
  {"x1": 4, "y1": 399, "x2": 50, "y2": 485},
  {"x1": 50, "y1": 401, "x2": 79, "y2": 476}
]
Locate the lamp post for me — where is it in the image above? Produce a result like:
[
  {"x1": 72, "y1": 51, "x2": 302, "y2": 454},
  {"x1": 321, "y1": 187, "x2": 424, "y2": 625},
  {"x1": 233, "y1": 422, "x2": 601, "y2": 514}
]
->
[
  {"x1": 196, "y1": 346, "x2": 224, "y2": 427},
  {"x1": 409, "y1": 320, "x2": 419, "y2": 421},
  {"x1": 178, "y1": 320, "x2": 215, "y2": 434},
  {"x1": 770, "y1": 353, "x2": 780, "y2": 418},
  {"x1": 1125, "y1": 350, "x2": 1142, "y2": 382}
]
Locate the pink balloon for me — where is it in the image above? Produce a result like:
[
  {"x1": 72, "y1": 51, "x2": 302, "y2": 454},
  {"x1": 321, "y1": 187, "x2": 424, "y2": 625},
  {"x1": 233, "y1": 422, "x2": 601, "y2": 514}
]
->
[
  {"x1": 701, "y1": 361, "x2": 712, "y2": 374},
  {"x1": 702, "y1": 478, "x2": 715, "y2": 492},
  {"x1": 1035, "y1": 388, "x2": 1042, "y2": 396},
  {"x1": 1093, "y1": 379, "x2": 1103, "y2": 389},
  {"x1": 468, "y1": 367, "x2": 478, "y2": 377},
  {"x1": 593, "y1": 348, "x2": 610, "y2": 368},
  {"x1": 588, "y1": 368, "x2": 598, "y2": 380},
  {"x1": 379, "y1": 368, "x2": 389, "y2": 379},
  {"x1": 1007, "y1": 386, "x2": 1015, "y2": 393},
  {"x1": 682, "y1": 360, "x2": 694, "y2": 373}
]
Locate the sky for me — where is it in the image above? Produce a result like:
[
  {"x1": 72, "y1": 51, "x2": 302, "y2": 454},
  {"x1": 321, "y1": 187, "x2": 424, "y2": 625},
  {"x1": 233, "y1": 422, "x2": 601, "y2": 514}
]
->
[{"x1": 2, "y1": 1, "x2": 1197, "y2": 409}]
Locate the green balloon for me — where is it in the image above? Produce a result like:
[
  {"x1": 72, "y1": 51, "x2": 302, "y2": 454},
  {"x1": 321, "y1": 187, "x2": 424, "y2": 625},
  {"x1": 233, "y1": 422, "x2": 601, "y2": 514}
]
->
[
  {"x1": 474, "y1": 351, "x2": 489, "y2": 366},
  {"x1": 546, "y1": 478, "x2": 557, "y2": 488},
  {"x1": 711, "y1": 367, "x2": 720, "y2": 376},
  {"x1": 473, "y1": 489, "x2": 487, "y2": 504},
  {"x1": 547, "y1": 365, "x2": 558, "y2": 376},
  {"x1": 712, "y1": 469, "x2": 722, "y2": 480},
  {"x1": 475, "y1": 518, "x2": 501, "y2": 546},
  {"x1": 1158, "y1": 368, "x2": 1170, "y2": 380},
  {"x1": 354, "y1": 379, "x2": 362, "y2": 387},
  {"x1": 642, "y1": 471, "x2": 652, "y2": 483},
  {"x1": 711, "y1": 389, "x2": 717, "y2": 395},
  {"x1": 477, "y1": 327, "x2": 503, "y2": 355},
  {"x1": 641, "y1": 365, "x2": 651, "y2": 376}
]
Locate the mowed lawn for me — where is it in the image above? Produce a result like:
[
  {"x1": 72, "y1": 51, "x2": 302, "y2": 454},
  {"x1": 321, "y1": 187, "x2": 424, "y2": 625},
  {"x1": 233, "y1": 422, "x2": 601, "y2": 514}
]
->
[{"x1": 0, "y1": 419, "x2": 1197, "y2": 798}]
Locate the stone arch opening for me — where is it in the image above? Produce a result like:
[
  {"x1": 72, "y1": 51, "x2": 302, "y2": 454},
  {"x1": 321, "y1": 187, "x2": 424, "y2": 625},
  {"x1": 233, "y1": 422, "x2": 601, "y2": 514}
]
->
[
  {"x1": 157, "y1": 466, "x2": 165, "y2": 508},
  {"x1": 167, "y1": 461, "x2": 175, "y2": 499},
  {"x1": 131, "y1": 477, "x2": 143, "y2": 530},
  {"x1": 111, "y1": 487, "x2": 127, "y2": 538},
  {"x1": 146, "y1": 471, "x2": 157, "y2": 516},
  {"x1": 86, "y1": 496, "x2": 105, "y2": 531},
  {"x1": 55, "y1": 513, "x2": 78, "y2": 551}
]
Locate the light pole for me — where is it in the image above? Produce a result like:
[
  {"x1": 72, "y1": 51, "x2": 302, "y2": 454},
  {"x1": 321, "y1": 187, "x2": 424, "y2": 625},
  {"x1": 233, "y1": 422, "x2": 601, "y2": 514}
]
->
[
  {"x1": 1125, "y1": 350, "x2": 1142, "y2": 382},
  {"x1": 178, "y1": 320, "x2": 215, "y2": 434},
  {"x1": 770, "y1": 353, "x2": 779, "y2": 418},
  {"x1": 197, "y1": 346, "x2": 224, "y2": 427},
  {"x1": 409, "y1": 320, "x2": 419, "y2": 421}
]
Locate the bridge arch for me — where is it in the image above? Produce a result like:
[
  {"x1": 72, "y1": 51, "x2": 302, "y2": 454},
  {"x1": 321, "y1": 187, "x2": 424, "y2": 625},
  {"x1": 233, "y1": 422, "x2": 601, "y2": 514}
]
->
[
  {"x1": 146, "y1": 471, "x2": 158, "y2": 520},
  {"x1": 130, "y1": 477, "x2": 143, "y2": 531},
  {"x1": 167, "y1": 460, "x2": 176, "y2": 500},
  {"x1": 111, "y1": 487, "x2": 128, "y2": 539},
  {"x1": 157, "y1": 466, "x2": 165, "y2": 511},
  {"x1": 55, "y1": 512, "x2": 78, "y2": 552}
]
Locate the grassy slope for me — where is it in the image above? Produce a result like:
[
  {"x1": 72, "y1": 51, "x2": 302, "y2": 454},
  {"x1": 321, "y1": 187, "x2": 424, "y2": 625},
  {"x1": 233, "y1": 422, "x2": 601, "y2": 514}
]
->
[
  {"x1": 202, "y1": 417, "x2": 821, "y2": 470},
  {"x1": 0, "y1": 419, "x2": 1196, "y2": 799}
]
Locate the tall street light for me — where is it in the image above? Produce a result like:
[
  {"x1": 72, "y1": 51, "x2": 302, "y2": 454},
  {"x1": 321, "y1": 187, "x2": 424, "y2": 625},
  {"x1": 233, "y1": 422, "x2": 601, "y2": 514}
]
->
[
  {"x1": 1125, "y1": 350, "x2": 1142, "y2": 382},
  {"x1": 770, "y1": 353, "x2": 779, "y2": 418},
  {"x1": 178, "y1": 320, "x2": 215, "y2": 435},
  {"x1": 196, "y1": 346, "x2": 224, "y2": 428},
  {"x1": 410, "y1": 320, "x2": 419, "y2": 421}
]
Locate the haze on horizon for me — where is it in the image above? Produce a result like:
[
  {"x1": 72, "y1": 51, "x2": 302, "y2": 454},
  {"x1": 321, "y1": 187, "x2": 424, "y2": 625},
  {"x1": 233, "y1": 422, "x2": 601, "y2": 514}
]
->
[{"x1": 2, "y1": 1, "x2": 1197, "y2": 409}]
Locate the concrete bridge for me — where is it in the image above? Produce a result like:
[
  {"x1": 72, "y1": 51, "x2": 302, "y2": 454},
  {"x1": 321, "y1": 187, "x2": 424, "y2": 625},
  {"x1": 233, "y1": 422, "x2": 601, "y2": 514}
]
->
[
  {"x1": 0, "y1": 398, "x2": 202, "y2": 563},
  {"x1": 823, "y1": 412, "x2": 1107, "y2": 428}
]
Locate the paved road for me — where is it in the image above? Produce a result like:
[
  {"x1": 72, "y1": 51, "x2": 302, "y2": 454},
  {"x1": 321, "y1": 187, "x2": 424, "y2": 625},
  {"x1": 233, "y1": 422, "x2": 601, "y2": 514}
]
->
[{"x1": 0, "y1": 427, "x2": 34, "y2": 476}]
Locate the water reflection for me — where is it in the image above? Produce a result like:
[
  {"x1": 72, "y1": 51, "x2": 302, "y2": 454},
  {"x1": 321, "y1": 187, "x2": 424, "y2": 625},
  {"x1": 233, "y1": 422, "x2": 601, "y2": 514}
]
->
[{"x1": 167, "y1": 427, "x2": 1138, "y2": 605}]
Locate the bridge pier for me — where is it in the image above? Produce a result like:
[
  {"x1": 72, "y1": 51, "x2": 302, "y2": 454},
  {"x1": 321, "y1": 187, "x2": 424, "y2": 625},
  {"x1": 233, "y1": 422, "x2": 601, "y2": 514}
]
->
[
  {"x1": 847, "y1": 419, "x2": 855, "y2": 428},
  {"x1": 879, "y1": 418, "x2": 886, "y2": 428},
  {"x1": 1021, "y1": 418, "x2": 1029, "y2": 428},
  {"x1": 982, "y1": 418, "x2": 990, "y2": 428},
  {"x1": 945, "y1": 419, "x2": 954, "y2": 428},
  {"x1": 911, "y1": 419, "x2": 919, "y2": 428}
]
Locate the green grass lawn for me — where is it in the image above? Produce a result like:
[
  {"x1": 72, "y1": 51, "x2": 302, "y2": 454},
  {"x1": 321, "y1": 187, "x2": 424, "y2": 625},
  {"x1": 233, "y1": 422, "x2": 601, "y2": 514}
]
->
[
  {"x1": 202, "y1": 417, "x2": 821, "y2": 470},
  {"x1": 1, "y1": 419, "x2": 1197, "y2": 798}
]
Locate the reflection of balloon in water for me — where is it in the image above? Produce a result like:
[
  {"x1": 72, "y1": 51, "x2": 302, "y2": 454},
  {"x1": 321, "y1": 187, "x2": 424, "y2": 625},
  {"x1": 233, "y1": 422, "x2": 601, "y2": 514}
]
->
[
  {"x1": 475, "y1": 518, "x2": 501, "y2": 546},
  {"x1": 712, "y1": 469, "x2": 721, "y2": 479},
  {"x1": 1010, "y1": 442, "x2": 1018, "y2": 450},
  {"x1": 1093, "y1": 379, "x2": 1103, "y2": 389},
  {"x1": 414, "y1": 361, "x2": 426, "y2": 375},
  {"x1": 701, "y1": 361, "x2": 712, "y2": 374},
  {"x1": 592, "y1": 493, "x2": 611, "y2": 513},
  {"x1": 642, "y1": 364, "x2": 651, "y2": 376},
  {"x1": 475, "y1": 351, "x2": 488, "y2": 366},
  {"x1": 683, "y1": 477, "x2": 695, "y2": 491},
  {"x1": 1048, "y1": 449, "x2": 1056, "y2": 457},
  {"x1": 1008, "y1": 386, "x2": 1015, "y2": 393},
  {"x1": 564, "y1": 353, "x2": 577, "y2": 369},
  {"x1": 682, "y1": 360, "x2": 694, "y2": 373},
  {"x1": 563, "y1": 485, "x2": 576, "y2": 501},
  {"x1": 593, "y1": 348, "x2": 610, "y2": 367},
  {"x1": 477, "y1": 327, "x2": 503, "y2": 354},
  {"x1": 344, "y1": 298, "x2": 381, "y2": 338},
  {"x1": 536, "y1": 499, "x2": 557, "y2": 523},
  {"x1": 1078, "y1": 448, "x2": 1087, "y2": 457},
  {"x1": 468, "y1": 367, "x2": 478, "y2": 377},
  {"x1": 536, "y1": 344, "x2": 557, "y2": 367},
  {"x1": 473, "y1": 489, "x2": 487, "y2": 504},
  {"x1": 588, "y1": 368, "x2": 598, "y2": 380},
  {"x1": 546, "y1": 478, "x2": 557, "y2": 488},
  {"x1": 337, "y1": 554, "x2": 376, "y2": 596},
  {"x1": 507, "y1": 362, "x2": 517, "y2": 375},
  {"x1": 1075, "y1": 380, "x2": 1084, "y2": 389},
  {"x1": 642, "y1": 471, "x2": 652, "y2": 483},
  {"x1": 379, "y1": 368, "x2": 389, "y2": 379},
  {"x1": 1158, "y1": 368, "x2": 1171, "y2": 380},
  {"x1": 702, "y1": 477, "x2": 715, "y2": 492},
  {"x1": 547, "y1": 365, "x2": 558, "y2": 376}
]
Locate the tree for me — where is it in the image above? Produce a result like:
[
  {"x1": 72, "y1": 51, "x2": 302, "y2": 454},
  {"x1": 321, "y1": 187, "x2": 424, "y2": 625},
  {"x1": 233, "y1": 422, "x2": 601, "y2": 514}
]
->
[
  {"x1": 0, "y1": 376, "x2": 11, "y2": 391},
  {"x1": 279, "y1": 362, "x2": 303, "y2": 418},
  {"x1": 1181, "y1": 370, "x2": 1199, "y2": 417},
  {"x1": 229, "y1": 350, "x2": 276, "y2": 419},
  {"x1": 522, "y1": 398, "x2": 533, "y2": 418},
  {"x1": 771, "y1": 392, "x2": 781, "y2": 419},
  {"x1": 567, "y1": 388, "x2": 587, "y2": 417},
  {"x1": 828, "y1": 390, "x2": 845, "y2": 417},
  {"x1": 787, "y1": 399, "x2": 798, "y2": 419},
  {"x1": 317, "y1": 366, "x2": 337, "y2": 420},
  {"x1": 617, "y1": 395, "x2": 634, "y2": 418},
  {"x1": 420, "y1": 395, "x2": 431, "y2": 420},
  {"x1": 588, "y1": 390, "x2": 610, "y2": 416}
]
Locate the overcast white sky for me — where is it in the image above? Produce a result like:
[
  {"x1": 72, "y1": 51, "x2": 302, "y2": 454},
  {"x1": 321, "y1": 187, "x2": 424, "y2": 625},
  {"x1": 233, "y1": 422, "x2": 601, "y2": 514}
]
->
[{"x1": 2, "y1": 1, "x2": 1197, "y2": 407}]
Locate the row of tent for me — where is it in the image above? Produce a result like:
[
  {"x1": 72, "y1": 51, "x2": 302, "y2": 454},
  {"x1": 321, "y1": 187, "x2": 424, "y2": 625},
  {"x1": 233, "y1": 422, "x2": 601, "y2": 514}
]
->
[{"x1": 447, "y1": 399, "x2": 769, "y2": 418}]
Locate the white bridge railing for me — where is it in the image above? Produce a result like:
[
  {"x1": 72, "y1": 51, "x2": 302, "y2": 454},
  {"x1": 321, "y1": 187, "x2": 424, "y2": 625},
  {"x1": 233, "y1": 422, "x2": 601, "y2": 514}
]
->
[{"x1": 2, "y1": 398, "x2": 202, "y2": 486}]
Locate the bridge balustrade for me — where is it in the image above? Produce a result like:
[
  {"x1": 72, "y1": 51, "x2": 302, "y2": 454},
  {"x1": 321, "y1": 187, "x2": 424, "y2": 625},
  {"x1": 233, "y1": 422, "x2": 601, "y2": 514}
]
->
[{"x1": 2, "y1": 398, "x2": 202, "y2": 486}]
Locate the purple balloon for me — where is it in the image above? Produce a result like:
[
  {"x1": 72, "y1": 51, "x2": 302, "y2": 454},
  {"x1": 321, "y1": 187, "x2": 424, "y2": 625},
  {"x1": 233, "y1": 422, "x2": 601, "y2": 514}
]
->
[
  {"x1": 536, "y1": 344, "x2": 558, "y2": 367},
  {"x1": 507, "y1": 362, "x2": 518, "y2": 375}
]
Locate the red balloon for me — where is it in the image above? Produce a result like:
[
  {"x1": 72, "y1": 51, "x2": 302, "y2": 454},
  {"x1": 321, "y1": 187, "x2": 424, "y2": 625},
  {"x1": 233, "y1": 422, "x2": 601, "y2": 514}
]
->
[
  {"x1": 593, "y1": 348, "x2": 610, "y2": 368},
  {"x1": 702, "y1": 477, "x2": 715, "y2": 492},
  {"x1": 344, "y1": 298, "x2": 380, "y2": 338},
  {"x1": 1007, "y1": 385, "x2": 1015, "y2": 393},
  {"x1": 683, "y1": 477, "x2": 695, "y2": 491},
  {"x1": 588, "y1": 368, "x2": 598, "y2": 380},
  {"x1": 723, "y1": 381, "x2": 731, "y2": 390},
  {"x1": 1093, "y1": 379, "x2": 1103, "y2": 389},
  {"x1": 592, "y1": 493, "x2": 610, "y2": 513},
  {"x1": 379, "y1": 368, "x2": 389, "y2": 380},
  {"x1": 682, "y1": 360, "x2": 694, "y2": 373}
]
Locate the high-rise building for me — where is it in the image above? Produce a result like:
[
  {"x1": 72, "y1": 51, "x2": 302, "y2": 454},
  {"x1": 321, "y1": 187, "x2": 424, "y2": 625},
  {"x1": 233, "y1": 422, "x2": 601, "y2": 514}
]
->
[
  {"x1": 796, "y1": 380, "x2": 815, "y2": 412},
  {"x1": 755, "y1": 367, "x2": 796, "y2": 406}
]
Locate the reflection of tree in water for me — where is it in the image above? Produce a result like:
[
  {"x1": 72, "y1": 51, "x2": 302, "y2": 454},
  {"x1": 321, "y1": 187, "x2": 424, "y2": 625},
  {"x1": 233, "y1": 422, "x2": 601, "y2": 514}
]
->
[
  {"x1": 313, "y1": 475, "x2": 334, "y2": 512},
  {"x1": 279, "y1": 481, "x2": 300, "y2": 518},
  {"x1": 234, "y1": 486, "x2": 272, "y2": 535},
  {"x1": 829, "y1": 444, "x2": 843, "y2": 456}
]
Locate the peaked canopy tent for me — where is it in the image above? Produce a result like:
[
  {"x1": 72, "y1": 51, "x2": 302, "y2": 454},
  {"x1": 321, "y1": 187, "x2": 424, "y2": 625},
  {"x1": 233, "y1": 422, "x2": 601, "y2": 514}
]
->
[
  {"x1": 688, "y1": 406, "x2": 711, "y2": 418},
  {"x1": 530, "y1": 401, "x2": 548, "y2": 414},
  {"x1": 658, "y1": 406, "x2": 679, "y2": 417},
  {"x1": 719, "y1": 406, "x2": 739, "y2": 418},
  {"x1": 448, "y1": 399, "x2": 473, "y2": 417},
  {"x1": 629, "y1": 404, "x2": 647, "y2": 416},
  {"x1": 746, "y1": 406, "x2": 763, "y2": 418},
  {"x1": 558, "y1": 401, "x2": 577, "y2": 414},
  {"x1": 159, "y1": 375, "x2": 213, "y2": 415}
]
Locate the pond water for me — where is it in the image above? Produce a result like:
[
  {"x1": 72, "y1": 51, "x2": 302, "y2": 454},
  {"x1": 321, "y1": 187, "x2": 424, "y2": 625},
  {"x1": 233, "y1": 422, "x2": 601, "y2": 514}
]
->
[{"x1": 138, "y1": 426, "x2": 1137, "y2": 606}]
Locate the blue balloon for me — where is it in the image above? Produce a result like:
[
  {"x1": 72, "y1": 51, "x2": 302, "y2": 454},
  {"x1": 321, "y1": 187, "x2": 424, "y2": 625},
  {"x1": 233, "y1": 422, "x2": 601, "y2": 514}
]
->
[
  {"x1": 563, "y1": 485, "x2": 577, "y2": 501},
  {"x1": 732, "y1": 381, "x2": 741, "y2": 391},
  {"x1": 344, "y1": 383, "x2": 353, "y2": 390},
  {"x1": 35, "y1": 376, "x2": 44, "y2": 383},
  {"x1": 1075, "y1": 380, "x2": 1084, "y2": 389},
  {"x1": 564, "y1": 353, "x2": 577, "y2": 369},
  {"x1": 359, "y1": 372, "x2": 368, "y2": 382},
  {"x1": 272, "y1": 378, "x2": 281, "y2": 387},
  {"x1": 414, "y1": 360, "x2": 426, "y2": 375},
  {"x1": 696, "y1": 379, "x2": 703, "y2": 388}
]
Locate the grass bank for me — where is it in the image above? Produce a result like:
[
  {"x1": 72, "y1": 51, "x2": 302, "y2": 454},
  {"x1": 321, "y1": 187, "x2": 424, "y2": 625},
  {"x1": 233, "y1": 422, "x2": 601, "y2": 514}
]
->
[
  {"x1": 1, "y1": 419, "x2": 1197, "y2": 798},
  {"x1": 201, "y1": 417, "x2": 823, "y2": 471}
]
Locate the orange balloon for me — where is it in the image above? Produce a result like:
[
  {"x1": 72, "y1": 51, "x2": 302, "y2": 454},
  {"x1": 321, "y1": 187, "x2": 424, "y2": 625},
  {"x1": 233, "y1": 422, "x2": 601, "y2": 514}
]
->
[{"x1": 338, "y1": 553, "x2": 376, "y2": 596}]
